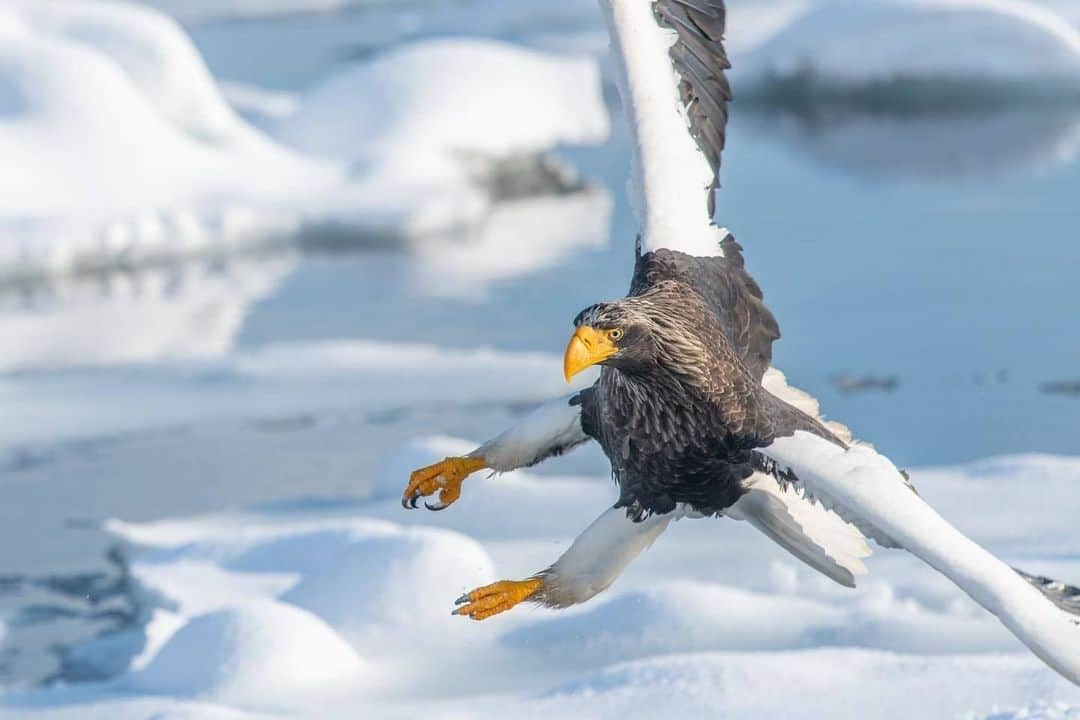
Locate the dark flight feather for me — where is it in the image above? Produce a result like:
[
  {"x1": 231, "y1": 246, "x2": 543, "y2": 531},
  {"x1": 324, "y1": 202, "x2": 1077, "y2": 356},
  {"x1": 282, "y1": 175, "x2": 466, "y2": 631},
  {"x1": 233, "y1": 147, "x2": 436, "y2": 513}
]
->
[{"x1": 654, "y1": 0, "x2": 731, "y2": 217}]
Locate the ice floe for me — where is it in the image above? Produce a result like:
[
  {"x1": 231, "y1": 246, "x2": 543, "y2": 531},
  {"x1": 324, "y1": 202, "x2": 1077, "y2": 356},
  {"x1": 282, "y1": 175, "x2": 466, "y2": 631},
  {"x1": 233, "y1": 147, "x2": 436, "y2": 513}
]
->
[
  {"x1": 1, "y1": 441, "x2": 1075, "y2": 719},
  {"x1": 736, "y1": 0, "x2": 1080, "y2": 86},
  {"x1": 273, "y1": 38, "x2": 609, "y2": 236},
  {"x1": 0, "y1": 2, "x2": 609, "y2": 280}
]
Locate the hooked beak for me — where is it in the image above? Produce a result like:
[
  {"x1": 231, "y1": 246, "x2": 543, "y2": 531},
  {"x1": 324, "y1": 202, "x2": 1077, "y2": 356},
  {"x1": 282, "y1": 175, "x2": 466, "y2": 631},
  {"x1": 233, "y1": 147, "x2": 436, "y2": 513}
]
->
[{"x1": 563, "y1": 326, "x2": 617, "y2": 382}]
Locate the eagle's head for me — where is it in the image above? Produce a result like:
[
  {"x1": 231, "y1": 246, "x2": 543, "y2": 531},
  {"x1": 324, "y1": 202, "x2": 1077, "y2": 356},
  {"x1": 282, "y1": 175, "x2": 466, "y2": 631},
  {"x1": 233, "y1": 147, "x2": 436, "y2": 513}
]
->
[{"x1": 564, "y1": 281, "x2": 712, "y2": 383}]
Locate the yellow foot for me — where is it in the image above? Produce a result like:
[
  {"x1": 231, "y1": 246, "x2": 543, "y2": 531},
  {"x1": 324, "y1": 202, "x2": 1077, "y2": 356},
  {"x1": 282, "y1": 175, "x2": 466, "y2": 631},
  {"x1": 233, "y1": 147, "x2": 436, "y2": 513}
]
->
[
  {"x1": 452, "y1": 578, "x2": 543, "y2": 621},
  {"x1": 402, "y1": 456, "x2": 487, "y2": 511}
]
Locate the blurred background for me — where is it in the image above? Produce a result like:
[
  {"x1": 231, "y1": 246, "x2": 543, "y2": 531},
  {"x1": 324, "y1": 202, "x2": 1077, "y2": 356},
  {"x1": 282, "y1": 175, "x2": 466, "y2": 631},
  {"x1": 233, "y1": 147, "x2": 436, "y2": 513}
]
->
[{"x1": 0, "y1": 0, "x2": 1078, "y2": 713}]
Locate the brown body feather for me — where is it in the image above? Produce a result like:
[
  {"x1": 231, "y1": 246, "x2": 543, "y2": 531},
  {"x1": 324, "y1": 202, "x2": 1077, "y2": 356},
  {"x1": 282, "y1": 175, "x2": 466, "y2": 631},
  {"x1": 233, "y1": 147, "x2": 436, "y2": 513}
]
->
[{"x1": 576, "y1": 249, "x2": 842, "y2": 518}]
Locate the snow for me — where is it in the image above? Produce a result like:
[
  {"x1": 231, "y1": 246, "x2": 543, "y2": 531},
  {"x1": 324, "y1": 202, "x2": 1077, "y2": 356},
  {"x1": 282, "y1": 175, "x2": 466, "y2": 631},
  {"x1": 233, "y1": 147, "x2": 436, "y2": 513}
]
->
[
  {"x1": 128, "y1": 602, "x2": 370, "y2": 708},
  {"x1": 277, "y1": 39, "x2": 606, "y2": 164},
  {"x1": 134, "y1": 0, "x2": 394, "y2": 24},
  {"x1": 0, "y1": 2, "x2": 609, "y2": 280},
  {"x1": 274, "y1": 38, "x2": 609, "y2": 236},
  {"x1": 0, "y1": 0, "x2": 334, "y2": 277},
  {"x1": 131, "y1": 0, "x2": 601, "y2": 27},
  {"x1": 3, "y1": 0, "x2": 1077, "y2": 278},
  {"x1": 736, "y1": 0, "x2": 1080, "y2": 86},
  {"x1": 2, "y1": 444, "x2": 1077, "y2": 718}
]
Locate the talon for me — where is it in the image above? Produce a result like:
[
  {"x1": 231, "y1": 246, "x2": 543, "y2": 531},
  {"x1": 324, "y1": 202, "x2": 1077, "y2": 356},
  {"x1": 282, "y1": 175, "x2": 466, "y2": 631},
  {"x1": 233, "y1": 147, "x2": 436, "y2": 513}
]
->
[
  {"x1": 401, "y1": 456, "x2": 487, "y2": 512},
  {"x1": 451, "y1": 578, "x2": 543, "y2": 621}
]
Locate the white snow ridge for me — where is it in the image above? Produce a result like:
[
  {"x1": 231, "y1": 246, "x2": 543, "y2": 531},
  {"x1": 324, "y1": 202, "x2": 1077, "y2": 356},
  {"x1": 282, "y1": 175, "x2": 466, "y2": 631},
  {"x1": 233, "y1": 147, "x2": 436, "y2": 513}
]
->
[
  {"x1": 0, "y1": 1, "x2": 610, "y2": 280},
  {"x1": 734, "y1": 0, "x2": 1080, "y2": 86}
]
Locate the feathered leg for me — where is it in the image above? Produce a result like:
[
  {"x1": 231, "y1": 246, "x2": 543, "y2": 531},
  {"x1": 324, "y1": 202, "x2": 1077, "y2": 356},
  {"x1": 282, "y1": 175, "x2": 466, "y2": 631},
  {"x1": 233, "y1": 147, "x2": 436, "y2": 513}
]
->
[{"x1": 453, "y1": 506, "x2": 671, "y2": 620}]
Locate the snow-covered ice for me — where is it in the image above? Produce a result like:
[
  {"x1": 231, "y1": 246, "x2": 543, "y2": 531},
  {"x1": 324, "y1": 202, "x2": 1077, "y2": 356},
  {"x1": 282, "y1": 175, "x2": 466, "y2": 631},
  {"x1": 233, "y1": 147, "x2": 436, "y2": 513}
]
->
[
  {"x1": 4, "y1": 0, "x2": 1079, "y2": 279},
  {"x1": 0, "y1": 1, "x2": 340, "y2": 277},
  {"x1": 274, "y1": 38, "x2": 609, "y2": 236},
  {"x1": 0, "y1": 1, "x2": 609, "y2": 280},
  {"x1": 2, "y1": 443, "x2": 1077, "y2": 718},
  {"x1": 735, "y1": 0, "x2": 1080, "y2": 86}
]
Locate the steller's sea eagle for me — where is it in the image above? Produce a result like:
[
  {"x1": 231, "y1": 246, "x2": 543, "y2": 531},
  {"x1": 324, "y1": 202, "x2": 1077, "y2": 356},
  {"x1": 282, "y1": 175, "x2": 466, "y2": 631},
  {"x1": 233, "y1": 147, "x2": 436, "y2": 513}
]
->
[{"x1": 403, "y1": 0, "x2": 1080, "y2": 684}]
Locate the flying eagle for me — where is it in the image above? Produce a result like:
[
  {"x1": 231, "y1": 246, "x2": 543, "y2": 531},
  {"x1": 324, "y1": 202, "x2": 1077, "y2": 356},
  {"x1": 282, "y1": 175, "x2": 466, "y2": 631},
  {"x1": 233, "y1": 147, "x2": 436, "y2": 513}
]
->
[{"x1": 403, "y1": 0, "x2": 1080, "y2": 683}]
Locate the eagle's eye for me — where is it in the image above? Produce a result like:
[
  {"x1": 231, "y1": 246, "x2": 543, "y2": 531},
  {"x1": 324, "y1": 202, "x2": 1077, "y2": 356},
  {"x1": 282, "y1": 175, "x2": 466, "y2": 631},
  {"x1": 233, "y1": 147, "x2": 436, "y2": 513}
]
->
[{"x1": 608, "y1": 328, "x2": 624, "y2": 342}]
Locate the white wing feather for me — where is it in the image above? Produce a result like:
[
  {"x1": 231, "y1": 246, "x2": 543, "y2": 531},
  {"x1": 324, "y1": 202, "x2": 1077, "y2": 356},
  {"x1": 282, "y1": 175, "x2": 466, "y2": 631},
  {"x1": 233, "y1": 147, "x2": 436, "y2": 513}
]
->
[
  {"x1": 727, "y1": 471, "x2": 872, "y2": 588},
  {"x1": 762, "y1": 431, "x2": 1080, "y2": 686},
  {"x1": 599, "y1": 0, "x2": 729, "y2": 257}
]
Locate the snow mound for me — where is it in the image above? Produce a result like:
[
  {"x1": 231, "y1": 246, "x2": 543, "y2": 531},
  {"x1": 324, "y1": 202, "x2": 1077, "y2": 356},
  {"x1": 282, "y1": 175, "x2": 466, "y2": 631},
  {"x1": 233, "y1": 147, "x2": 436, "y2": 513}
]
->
[
  {"x1": 738, "y1": 0, "x2": 1080, "y2": 85},
  {"x1": 0, "y1": 0, "x2": 339, "y2": 278},
  {"x1": 116, "y1": 514, "x2": 498, "y2": 638},
  {"x1": 106, "y1": 514, "x2": 500, "y2": 708},
  {"x1": 0, "y1": 4, "x2": 610, "y2": 279},
  {"x1": 279, "y1": 525, "x2": 495, "y2": 638},
  {"x1": 274, "y1": 38, "x2": 610, "y2": 235},
  {"x1": 129, "y1": 601, "x2": 368, "y2": 708},
  {"x1": 9, "y1": 0, "x2": 244, "y2": 141},
  {"x1": 277, "y1": 38, "x2": 607, "y2": 161}
]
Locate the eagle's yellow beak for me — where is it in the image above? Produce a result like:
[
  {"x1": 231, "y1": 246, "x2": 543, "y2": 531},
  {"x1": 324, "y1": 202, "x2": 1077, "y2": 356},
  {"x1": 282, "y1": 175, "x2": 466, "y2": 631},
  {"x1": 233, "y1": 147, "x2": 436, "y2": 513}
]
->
[{"x1": 563, "y1": 326, "x2": 617, "y2": 382}]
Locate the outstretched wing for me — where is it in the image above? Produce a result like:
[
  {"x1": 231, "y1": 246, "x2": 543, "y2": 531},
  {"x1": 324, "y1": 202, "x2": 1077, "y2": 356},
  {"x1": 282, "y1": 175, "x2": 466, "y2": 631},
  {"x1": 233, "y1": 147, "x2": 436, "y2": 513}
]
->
[
  {"x1": 760, "y1": 431, "x2": 1080, "y2": 685},
  {"x1": 630, "y1": 236, "x2": 779, "y2": 381},
  {"x1": 601, "y1": 0, "x2": 732, "y2": 257}
]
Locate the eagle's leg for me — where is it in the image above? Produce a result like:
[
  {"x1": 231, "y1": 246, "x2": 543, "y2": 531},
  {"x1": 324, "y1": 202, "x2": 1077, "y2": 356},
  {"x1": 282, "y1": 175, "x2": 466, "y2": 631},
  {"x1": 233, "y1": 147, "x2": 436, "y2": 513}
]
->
[
  {"x1": 402, "y1": 456, "x2": 487, "y2": 511},
  {"x1": 452, "y1": 506, "x2": 673, "y2": 620},
  {"x1": 403, "y1": 393, "x2": 591, "y2": 511},
  {"x1": 452, "y1": 579, "x2": 543, "y2": 620}
]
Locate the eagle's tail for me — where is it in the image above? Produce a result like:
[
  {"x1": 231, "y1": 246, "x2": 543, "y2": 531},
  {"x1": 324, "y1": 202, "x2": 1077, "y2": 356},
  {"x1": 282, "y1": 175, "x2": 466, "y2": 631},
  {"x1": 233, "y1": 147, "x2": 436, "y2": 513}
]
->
[{"x1": 727, "y1": 472, "x2": 872, "y2": 588}]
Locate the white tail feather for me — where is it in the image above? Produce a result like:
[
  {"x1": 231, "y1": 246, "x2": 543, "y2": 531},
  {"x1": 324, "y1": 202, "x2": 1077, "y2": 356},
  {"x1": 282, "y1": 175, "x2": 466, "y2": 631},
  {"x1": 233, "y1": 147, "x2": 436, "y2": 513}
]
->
[{"x1": 727, "y1": 472, "x2": 872, "y2": 588}]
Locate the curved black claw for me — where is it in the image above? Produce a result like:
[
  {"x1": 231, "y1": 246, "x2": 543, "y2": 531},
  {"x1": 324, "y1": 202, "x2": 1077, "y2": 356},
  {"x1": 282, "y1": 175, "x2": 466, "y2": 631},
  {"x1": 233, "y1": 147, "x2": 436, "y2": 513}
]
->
[
  {"x1": 403, "y1": 492, "x2": 422, "y2": 510},
  {"x1": 424, "y1": 500, "x2": 450, "y2": 512},
  {"x1": 454, "y1": 593, "x2": 470, "y2": 606}
]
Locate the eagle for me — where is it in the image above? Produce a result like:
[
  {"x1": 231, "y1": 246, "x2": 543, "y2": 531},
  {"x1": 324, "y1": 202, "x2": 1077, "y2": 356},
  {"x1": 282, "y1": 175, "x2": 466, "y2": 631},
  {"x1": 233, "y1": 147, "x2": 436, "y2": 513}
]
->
[{"x1": 403, "y1": 0, "x2": 1080, "y2": 683}]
